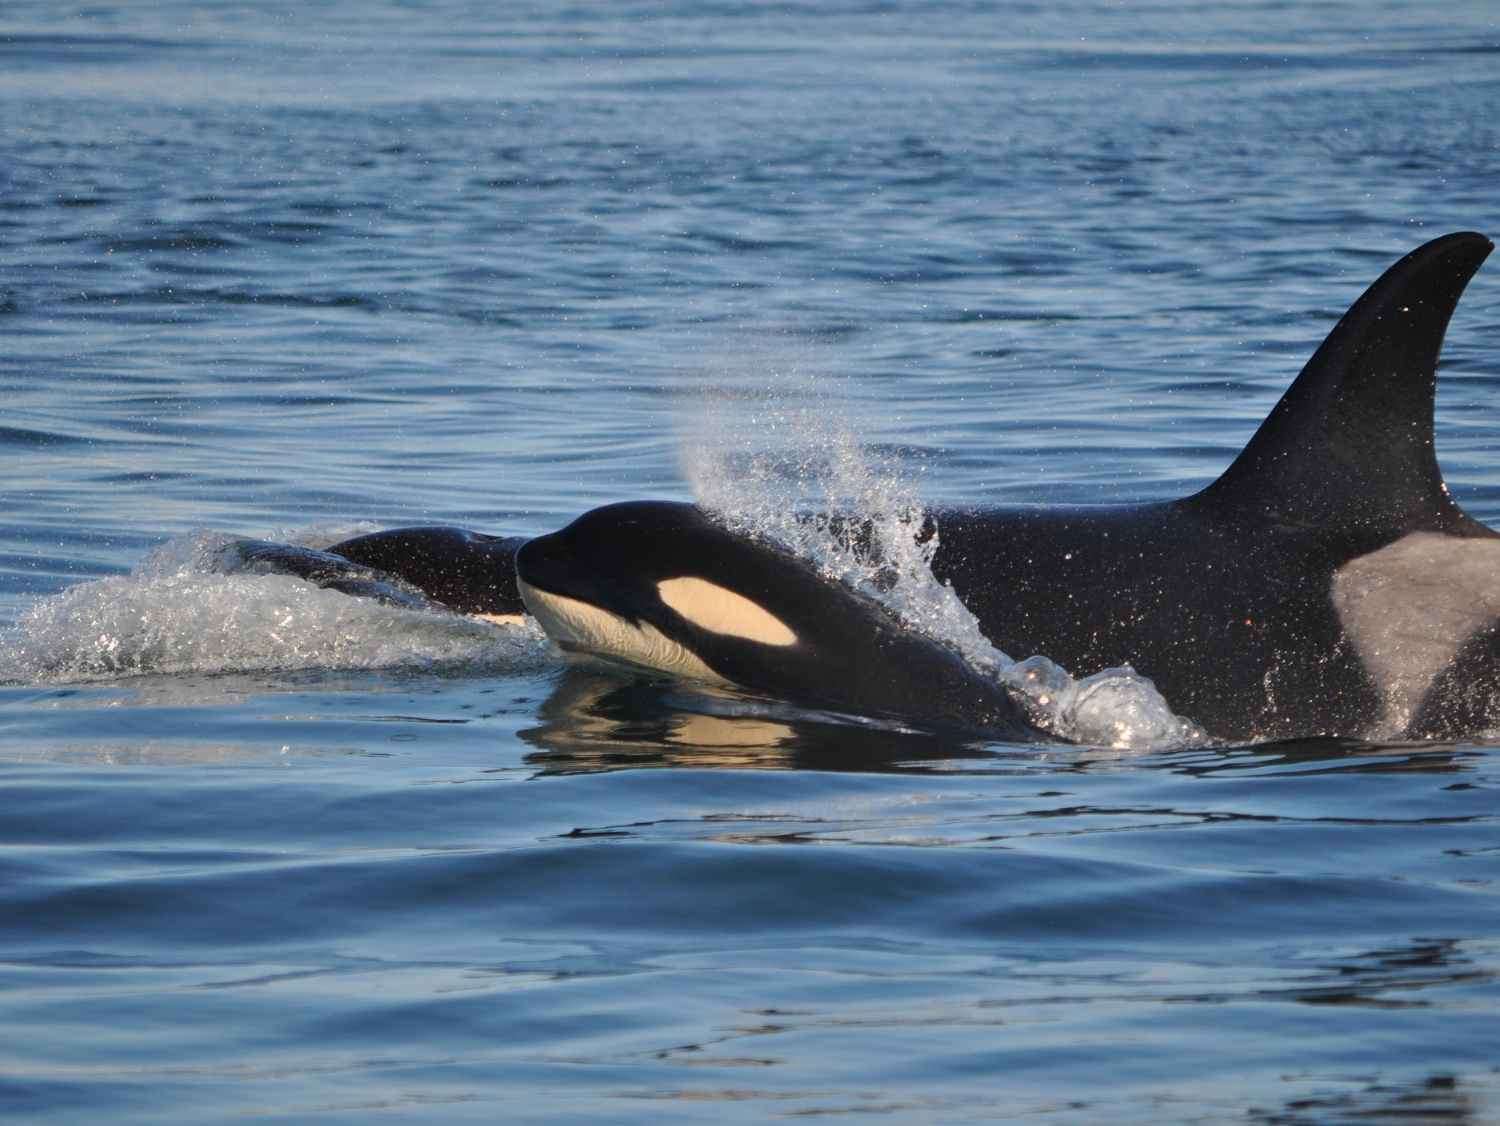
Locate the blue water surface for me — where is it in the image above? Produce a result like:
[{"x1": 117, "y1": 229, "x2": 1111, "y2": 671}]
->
[{"x1": 3, "y1": 1, "x2": 1500, "y2": 1121}]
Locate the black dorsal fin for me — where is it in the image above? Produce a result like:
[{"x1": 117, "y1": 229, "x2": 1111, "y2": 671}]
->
[{"x1": 1191, "y1": 231, "x2": 1492, "y2": 534}]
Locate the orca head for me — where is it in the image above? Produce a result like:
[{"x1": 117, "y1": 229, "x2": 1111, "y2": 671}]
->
[
  {"x1": 515, "y1": 501, "x2": 1035, "y2": 736},
  {"x1": 514, "y1": 501, "x2": 811, "y2": 685}
]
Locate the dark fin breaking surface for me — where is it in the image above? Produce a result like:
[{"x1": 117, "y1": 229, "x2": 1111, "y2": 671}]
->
[
  {"x1": 1193, "y1": 231, "x2": 1493, "y2": 535},
  {"x1": 220, "y1": 539, "x2": 441, "y2": 611}
]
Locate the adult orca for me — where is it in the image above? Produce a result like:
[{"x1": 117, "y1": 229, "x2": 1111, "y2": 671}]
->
[
  {"x1": 924, "y1": 230, "x2": 1497, "y2": 743},
  {"x1": 513, "y1": 501, "x2": 1041, "y2": 739},
  {"x1": 508, "y1": 231, "x2": 1498, "y2": 744},
  {"x1": 226, "y1": 231, "x2": 1497, "y2": 744}
]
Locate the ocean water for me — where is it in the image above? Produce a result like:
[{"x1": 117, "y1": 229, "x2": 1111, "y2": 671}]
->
[{"x1": 4, "y1": 1, "x2": 1500, "y2": 1121}]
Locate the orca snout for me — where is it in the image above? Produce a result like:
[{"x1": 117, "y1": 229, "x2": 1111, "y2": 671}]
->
[
  {"x1": 514, "y1": 531, "x2": 575, "y2": 595},
  {"x1": 515, "y1": 525, "x2": 652, "y2": 624}
]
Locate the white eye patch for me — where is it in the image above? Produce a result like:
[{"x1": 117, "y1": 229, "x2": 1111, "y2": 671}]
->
[{"x1": 656, "y1": 577, "x2": 798, "y2": 647}]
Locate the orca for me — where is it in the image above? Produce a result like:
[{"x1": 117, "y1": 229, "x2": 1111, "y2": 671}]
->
[
  {"x1": 320, "y1": 527, "x2": 527, "y2": 622},
  {"x1": 923, "y1": 230, "x2": 1498, "y2": 742},
  {"x1": 508, "y1": 232, "x2": 1498, "y2": 743},
  {"x1": 220, "y1": 527, "x2": 529, "y2": 623},
  {"x1": 513, "y1": 501, "x2": 1041, "y2": 739},
  {"x1": 516, "y1": 665, "x2": 1010, "y2": 774},
  {"x1": 223, "y1": 231, "x2": 1498, "y2": 745}
]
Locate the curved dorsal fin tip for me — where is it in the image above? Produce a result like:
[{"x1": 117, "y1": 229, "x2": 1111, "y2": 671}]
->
[{"x1": 1194, "y1": 231, "x2": 1492, "y2": 534}]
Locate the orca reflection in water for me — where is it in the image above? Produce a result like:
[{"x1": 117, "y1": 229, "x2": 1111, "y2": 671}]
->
[
  {"x1": 517, "y1": 665, "x2": 1008, "y2": 775},
  {"x1": 514, "y1": 501, "x2": 1041, "y2": 739}
]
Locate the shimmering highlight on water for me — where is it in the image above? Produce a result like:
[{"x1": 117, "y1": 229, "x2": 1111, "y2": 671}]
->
[{"x1": 3, "y1": 1, "x2": 1500, "y2": 1121}]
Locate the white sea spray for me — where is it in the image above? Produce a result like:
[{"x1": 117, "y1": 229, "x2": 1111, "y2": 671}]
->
[
  {"x1": 681, "y1": 384, "x2": 1204, "y2": 751},
  {"x1": 0, "y1": 530, "x2": 551, "y2": 684}
]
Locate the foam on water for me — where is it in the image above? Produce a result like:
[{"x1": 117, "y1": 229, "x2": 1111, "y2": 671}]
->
[
  {"x1": 0, "y1": 531, "x2": 553, "y2": 684},
  {"x1": 682, "y1": 386, "x2": 1205, "y2": 751}
]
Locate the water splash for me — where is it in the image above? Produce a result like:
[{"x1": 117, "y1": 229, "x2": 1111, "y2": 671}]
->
[
  {"x1": 682, "y1": 387, "x2": 1204, "y2": 751},
  {"x1": 0, "y1": 530, "x2": 552, "y2": 685}
]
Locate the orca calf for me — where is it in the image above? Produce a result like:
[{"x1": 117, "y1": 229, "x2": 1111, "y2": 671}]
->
[{"x1": 514, "y1": 501, "x2": 1041, "y2": 739}]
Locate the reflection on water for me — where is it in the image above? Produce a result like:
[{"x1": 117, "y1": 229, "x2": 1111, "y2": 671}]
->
[
  {"x1": 1252, "y1": 1072, "x2": 1481, "y2": 1125},
  {"x1": 519, "y1": 665, "x2": 1029, "y2": 775},
  {"x1": 5, "y1": 0, "x2": 1500, "y2": 1118},
  {"x1": 1285, "y1": 938, "x2": 1491, "y2": 1010},
  {"x1": 1174, "y1": 738, "x2": 1492, "y2": 778},
  {"x1": 517, "y1": 664, "x2": 1500, "y2": 784}
]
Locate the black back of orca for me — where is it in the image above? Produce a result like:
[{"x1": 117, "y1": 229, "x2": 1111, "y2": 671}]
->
[
  {"x1": 226, "y1": 528, "x2": 527, "y2": 617},
  {"x1": 225, "y1": 538, "x2": 444, "y2": 610},
  {"x1": 326, "y1": 527, "x2": 526, "y2": 616},
  {"x1": 929, "y1": 231, "x2": 1496, "y2": 742}
]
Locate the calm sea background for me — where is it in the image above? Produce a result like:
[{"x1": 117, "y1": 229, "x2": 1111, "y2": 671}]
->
[{"x1": 4, "y1": 2, "x2": 1500, "y2": 1121}]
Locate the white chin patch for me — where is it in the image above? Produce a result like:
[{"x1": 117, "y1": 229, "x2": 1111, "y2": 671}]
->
[
  {"x1": 517, "y1": 579, "x2": 726, "y2": 685},
  {"x1": 655, "y1": 577, "x2": 798, "y2": 647}
]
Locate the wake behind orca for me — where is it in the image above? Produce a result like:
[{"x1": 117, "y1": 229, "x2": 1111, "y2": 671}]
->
[{"x1": 226, "y1": 231, "x2": 1497, "y2": 745}]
